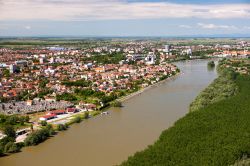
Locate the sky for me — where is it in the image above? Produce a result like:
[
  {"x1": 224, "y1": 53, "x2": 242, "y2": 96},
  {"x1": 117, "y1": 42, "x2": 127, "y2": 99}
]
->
[{"x1": 0, "y1": 0, "x2": 250, "y2": 37}]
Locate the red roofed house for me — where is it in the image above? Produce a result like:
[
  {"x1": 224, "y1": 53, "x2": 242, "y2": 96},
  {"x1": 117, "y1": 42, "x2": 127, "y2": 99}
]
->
[
  {"x1": 67, "y1": 108, "x2": 78, "y2": 113},
  {"x1": 48, "y1": 110, "x2": 66, "y2": 115},
  {"x1": 39, "y1": 114, "x2": 57, "y2": 121}
]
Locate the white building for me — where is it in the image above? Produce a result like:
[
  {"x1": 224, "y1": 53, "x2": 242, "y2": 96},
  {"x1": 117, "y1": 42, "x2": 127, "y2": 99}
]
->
[
  {"x1": 9, "y1": 64, "x2": 17, "y2": 73},
  {"x1": 145, "y1": 53, "x2": 156, "y2": 65}
]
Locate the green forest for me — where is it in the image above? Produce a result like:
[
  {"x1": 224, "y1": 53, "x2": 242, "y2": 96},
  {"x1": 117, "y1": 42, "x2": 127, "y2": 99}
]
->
[{"x1": 120, "y1": 60, "x2": 250, "y2": 166}]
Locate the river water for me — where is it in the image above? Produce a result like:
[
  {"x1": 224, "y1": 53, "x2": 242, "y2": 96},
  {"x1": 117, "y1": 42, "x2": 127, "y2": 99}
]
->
[{"x1": 0, "y1": 60, "x2": 217, "y2": 166}]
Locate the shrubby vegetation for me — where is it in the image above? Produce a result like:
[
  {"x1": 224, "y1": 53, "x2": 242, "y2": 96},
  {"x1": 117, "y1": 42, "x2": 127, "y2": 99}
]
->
[
  {"x1": 24, "y1": 124, "x2": 55, "y2": 146},
  {"x1": 0, "y1": 114, "x2": 30, "y2": 156},
  {"x1": 190, "y1": 65, "x2": 238, "y2": 112},
  {"x1": 231, "y1": 155, "x2": 250, "y2": 166},
  {"x1": 67, "y1": 111, "x2": 89, "y2": 125},
  {"x1": 62, "y1": 79, "x2": 92, "y2": 87},
  {"x1": 0, "y1": 125, "x2": 22, "y2": 155},
  {"x1": 111, "y1": 101, "x2": 122, "y2": 107},
  {"x1": 207, "y1": 60, "x2": 215, "y2": 68},
  {"x1": 120, "y1": 60, "x2": 250, "y2": 166},
  {"x1": 56, "y1": 93, "x2": 77, "y2": 101},
  {"x1": 56, "y1": 124, "x2": 68, "y2": 131}
]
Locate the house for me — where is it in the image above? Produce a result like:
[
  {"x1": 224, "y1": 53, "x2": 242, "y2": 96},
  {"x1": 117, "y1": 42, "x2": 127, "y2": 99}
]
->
[
  {"x1": 48, "y1": 110, "x2": 66, "y2": 115},
  {"x1": 84, "y1": 104, "x2": 97, "y2": 111},
  {"x1": 39, "y1": 114, "x2": 57, "y2": 121},
  {"x1": 67, "y1": 108, "x2": 78, "y2": 113},
  {"x1": 44, "y1": 96, "x2": 56, "y2": 102},
  {"x1": 26, "y1": 100, "x2": 33, "y2": 106}
]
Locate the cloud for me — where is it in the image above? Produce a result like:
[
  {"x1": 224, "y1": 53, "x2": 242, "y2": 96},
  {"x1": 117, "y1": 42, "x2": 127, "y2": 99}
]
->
[
  {"x1": 24, "y1": 26, "x2": 31, "y2": 30},
  {"x1": 197, "y1": 23, "x2": 237, "y2": 29},
  {"x1": 179, "y1": 25, "x2": 192, "y2": 29},
  {"x1": 0, "y1": 0, "x2": 250, "y2": 21},
  {"x1": 243, "y1": 26, "x2": 250, "y2": 29}
]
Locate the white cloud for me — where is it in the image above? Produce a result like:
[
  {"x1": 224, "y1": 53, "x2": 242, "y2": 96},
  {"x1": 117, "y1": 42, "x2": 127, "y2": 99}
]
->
[
  {"x1": 197, "y1": 23, "x2": 237, "y2": 29},
  {"x1": 24, "y1": 26, "x2": 31, "y2": 30},
  {"x1": 179, "y1": 25, "x2": 192, "y2": 29},
  {"x1": 0, "y1": 0, "x2": 250, "y2": 21}
]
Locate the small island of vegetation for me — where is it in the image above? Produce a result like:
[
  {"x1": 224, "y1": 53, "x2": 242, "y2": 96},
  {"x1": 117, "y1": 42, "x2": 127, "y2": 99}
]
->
[{"x1": 207, "y1": 60, "x2": 215, "y2": 68}]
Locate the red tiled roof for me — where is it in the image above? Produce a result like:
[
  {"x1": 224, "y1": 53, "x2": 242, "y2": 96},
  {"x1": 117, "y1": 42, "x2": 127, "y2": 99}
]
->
[
  {"x1": 49, "y1": 110, "x2": 65, "y2": 114},
  {"x1": 41, "y1": 114, "x2": 57, "y2": 119}
]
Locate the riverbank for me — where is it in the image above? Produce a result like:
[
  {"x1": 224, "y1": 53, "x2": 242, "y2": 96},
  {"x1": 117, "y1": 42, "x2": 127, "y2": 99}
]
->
[
  {"x1": 117, "y1": 72, "x2": 180, "y2": 102},
  {"x1": 120, "y1": 59, "x2": 250, "y2": 166}
]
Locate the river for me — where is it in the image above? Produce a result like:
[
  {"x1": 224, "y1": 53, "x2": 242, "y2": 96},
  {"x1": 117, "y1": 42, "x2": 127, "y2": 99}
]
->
[{"x1": 0, "y1": 60, "x2": 218, "y2": 166}]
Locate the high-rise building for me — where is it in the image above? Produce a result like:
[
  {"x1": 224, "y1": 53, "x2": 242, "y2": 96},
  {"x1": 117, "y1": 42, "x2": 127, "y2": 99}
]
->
[{"x1": 164, "y1": 45, "x2": 171, "y2": 53}]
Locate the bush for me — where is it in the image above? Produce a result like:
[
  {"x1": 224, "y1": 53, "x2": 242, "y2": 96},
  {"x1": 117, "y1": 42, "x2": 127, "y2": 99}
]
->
[
  {"x1": 0, "y1": 146, "x2": 3, "y2": 156},
  {"x1": 57, "y1": 124, "x2": 67, "y2": 131},
  {"x1": 83, "y1": 111, "x2": 89, "y2": 119},
  {"x1": 24, "y1": 125, "x2": 55, "y2": 146},
  {"x1": 111, "y1": 101, "x2": 122, "y2": 107},
  {"x1": 3, "y1": 125, "x2": 16, "y2": 139},
  {"x1": 207, "y1": 61, "x2": 215, "y2": 68},
  {"x1": 4, "y1": 142, "x2": 20, "y2": 153},
  {"x1": 73, "y1": 116, "x2": 81, "y2": 123},
  {"x1": 40, "y1": 120, "x2": 47, "y2": 126}
]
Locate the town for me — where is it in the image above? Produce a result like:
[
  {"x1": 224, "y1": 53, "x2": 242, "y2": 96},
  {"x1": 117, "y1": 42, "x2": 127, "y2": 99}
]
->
[{"x1": 0, "y1": 38, "x2": 249, "y2": 155}]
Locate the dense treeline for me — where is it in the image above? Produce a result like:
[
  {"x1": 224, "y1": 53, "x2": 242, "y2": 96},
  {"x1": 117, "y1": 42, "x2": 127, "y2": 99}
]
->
[
  {"x1": 120, "y1": 62, "x2": 250, "y2": 166},
  {"x1": 0, "y1": 114, "x2": 30, "y2": 128},
  {"x1": 190, "y1": 64, "x2": 238, "y2": 112}
]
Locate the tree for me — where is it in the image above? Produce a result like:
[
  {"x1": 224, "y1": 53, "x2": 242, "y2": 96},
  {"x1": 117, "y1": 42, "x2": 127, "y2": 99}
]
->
[
  {"x1": 74, "y1": 116, "x2": 81, "y2": 123},
  {"x1": 83, "y1": 111, "x2": 89, "y2": 119},
  {"x1": 25, "y1": 116, "x2": 30, "y2": 123},
  {"x1": 40, "y1": 121, "x2": 47, "y2": 126},
  {"x1": 3, "y1": 125, "x2": 16, "y2": 139},
  {"x1": 57, "y1": 124, "x2": 67, "y2": 131},
  {"x1": 0, "y1": 146, "x2": 3, "y2": 156},
  {"x1": 30, "y1": 124, "x2": 34, "y2": 132},
  {"x1": 4, "y1": 142, "x2": 20, "y2": 153},
  {"x1": 6, "y1": 115, "x2": 18, "y2": 125}
]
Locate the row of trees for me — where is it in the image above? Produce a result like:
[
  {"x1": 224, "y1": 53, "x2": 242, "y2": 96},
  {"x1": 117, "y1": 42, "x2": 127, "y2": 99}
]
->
[{"x1": 0, "y1": 114, "x2": 29, "y2": 126}]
